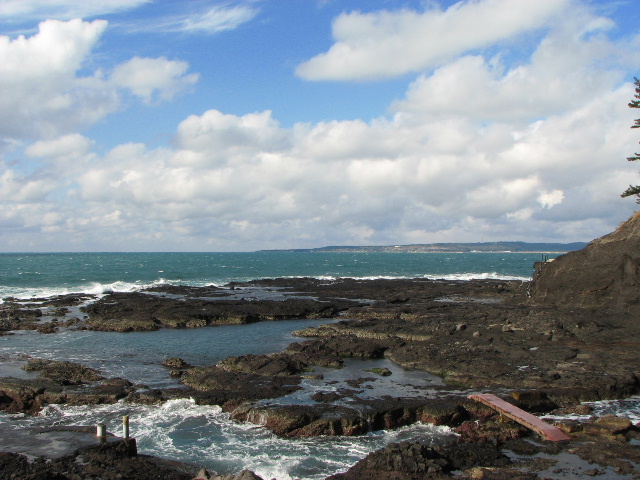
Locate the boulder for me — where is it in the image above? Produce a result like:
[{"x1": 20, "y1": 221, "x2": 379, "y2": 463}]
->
[
  {"x1": 163, "y1": 357, "x2": 192, "y2": 369},
  {"x1": 216, "y1": 353, "x2": 306, "y2": 376}
]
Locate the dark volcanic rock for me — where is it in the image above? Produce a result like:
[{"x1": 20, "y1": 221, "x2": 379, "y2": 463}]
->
[
  {"x1": 0, "y1": 360, "x2": 137, "y2": 414},
  {"x1": 286, "y1": 335, "x2": 405, "y2": 361},
  {"x1": 326, "y1": 441, "x2": 510, "y2": 480},
  {"x1": 22, "y1": 358, "x2": 104, "y2": 384},
  {"x1": 0, "y1": 373, "x2": 136, "y2": 414},
  {"x1": 163, "y1": 357, "x2": 192, "y2": 368},
  {"x1": 35, "y1": 322, "x2": 58, "y2": 334},
  {"x1": 82, "y1": 291, "x2": 356, "y2": 331},
  {"x1": 530, "y1": 211, "x2": 640, "y2": 311},
  {"x1": 326, "y1": 441, "x2": 452, "y2": 479},
  {"x1": 0, "y1": 440, "x2": 195, "y2": 480},
  {"x1": 180, "y1": 366, "x2": 302, "y2": 410},
  {"x1": 0, "y1": 377, "x2": 62, "y2": 414},
  {"x1": 217, "y1": 353, "x2": 307, "y2": 376},
  {"x1": 229, "y1": 397, "x2": 468, "y2": 438}
]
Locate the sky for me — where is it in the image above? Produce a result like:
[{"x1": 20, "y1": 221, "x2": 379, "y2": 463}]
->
[{"x1": 1, "y1": 0, "x2": 640, "y2": 252}]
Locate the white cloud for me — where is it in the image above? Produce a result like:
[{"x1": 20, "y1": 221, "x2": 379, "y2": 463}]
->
[
  {"x1": 538, "y1": 190, "x2": 564, "y2": 209},
  {"x1": 391, "y1": 9, "x2": 621, "y2": 122},
  {"x1": 296, "y1": 0, "x2": 573, "y2": 81},
  {"x1": 127, "y1": 4, "x2": 259, "y2": 35},
  {"x1": 53, "y1": 74, "x2": 634, "y2": 250},
  {"x1": 0, "y1": 169, "x2": 58, "y2": 203},
  {"x1": 180, "y1": 5, "x2": 258, "y2": 34},
  {"x1": 0, "y1": 19, "x2": 112, "y2": 140},
  {"x1": 111, "y1": 56, "x2": 199, "y2": 104},
  {"x1": 26, "y1": 133, "x2": 94, "y2": 159},
  {"x1": 174, "y1": 110, "x2": 290, "y2": 165},
  {"x1": 0, "y1": 19, "x2": 199, "y2": 142},
  {"x1": 0, "y1": 0, "x2": 150, "y2": 21}
]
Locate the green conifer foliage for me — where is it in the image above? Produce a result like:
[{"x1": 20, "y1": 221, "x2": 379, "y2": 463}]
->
[{"x1": 622, "y1": 77, "x2": 640, "y2": 202}]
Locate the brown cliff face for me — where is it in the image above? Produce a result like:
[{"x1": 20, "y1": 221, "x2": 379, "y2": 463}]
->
[{"x1": 530, "y1": 211, "x2": 640, "y2": 311}]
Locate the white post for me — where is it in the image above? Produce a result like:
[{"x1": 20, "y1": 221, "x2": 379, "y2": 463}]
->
[
  {"x1": 123, "y1": 416, "x2": 130, "y2": 439},
  {"x1": 96, "y1": 423, "x2": 106, "y2": 441}
]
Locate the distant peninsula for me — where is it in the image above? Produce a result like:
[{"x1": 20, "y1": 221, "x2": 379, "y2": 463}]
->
[{"x1": 259, "y1": 241, "x2": 588, "y2": 254}]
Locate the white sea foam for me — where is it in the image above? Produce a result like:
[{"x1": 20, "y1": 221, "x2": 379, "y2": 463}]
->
[
  {"x1": 543, "y1": 395, "x2": 640, "y2": 423},
  {"x1": 0, "y1": 271, "x2": 531, "y2": 303},
  {"x1": 271, "y1": 273, "x2": 531, "y2": 282},
  {"x1": 2, "y1": 398, "x2": 457, "y2": 480},
  {"x1": 0, "y1": 278, "x2": 186, "y2": 302},
  {"x1": 425, "y1": 272, "x2": 531, "y2": 281}
]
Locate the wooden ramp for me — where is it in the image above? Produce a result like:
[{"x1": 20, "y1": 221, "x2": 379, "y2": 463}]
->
[{"x1": 469, "y1": 393, "x2": 571, "y2": 442}]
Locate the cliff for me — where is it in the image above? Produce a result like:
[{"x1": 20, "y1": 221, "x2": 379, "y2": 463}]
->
[{"x1": 530, "y1": 211, "x2": 640, "y2": 311}]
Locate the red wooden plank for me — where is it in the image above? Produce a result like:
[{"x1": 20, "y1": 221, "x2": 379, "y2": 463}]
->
[{"x1": 469, "y1": 393, "x2": 571, "y2": 442}]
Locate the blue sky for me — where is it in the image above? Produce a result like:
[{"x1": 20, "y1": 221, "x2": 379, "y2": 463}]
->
[{"x1": 1, "y1": 0, "x2": 640, "y2": 251}]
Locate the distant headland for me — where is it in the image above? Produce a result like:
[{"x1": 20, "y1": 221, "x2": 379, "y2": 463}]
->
[{"x1": 259, "y1": 241, "x2": 588, "y2": 254}]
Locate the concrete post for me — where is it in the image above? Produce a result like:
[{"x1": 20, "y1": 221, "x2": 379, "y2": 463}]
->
[
  {"x1": 123, "y1": 416, "x2": 130, "y2": 439},
  {"x1": 96, "y1": 423, "x2": 106, "y2": 443}
]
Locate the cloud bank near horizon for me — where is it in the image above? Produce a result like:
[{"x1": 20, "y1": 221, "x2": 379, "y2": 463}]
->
[{"x1": 0, "y1": 0, "x2": 639, "y2": 252}]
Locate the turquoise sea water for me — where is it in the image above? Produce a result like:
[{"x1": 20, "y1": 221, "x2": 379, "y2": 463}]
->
[
  {"x1": 0, "y1": 251, "x2": 555, "y2": 479},
  {"x1": 0, "y1": 251, "x2": 551, "y2": 300}
]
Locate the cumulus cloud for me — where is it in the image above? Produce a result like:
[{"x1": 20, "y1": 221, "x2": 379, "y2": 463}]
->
[
  {"x1": 111, "y1": 56, "x2": 199, "y2": 104},
  {"x1": 391, "y1": 10, "x2": 621, "y2": 122},
  {"x1": 25, "y1": 133, "x2": 94, "y2": 159},
  {"x1": 0, "y1": 18, "x2": 111, "y2": 140},
  {"x1": 0, "y1": 19, "x2": 199, "y2": 142},
  {"x1": 174, "y1": 110, "x2": 290, "y2": 163},
  {"x1": 296, "y1": 0, "x2": 573, "y2": 81}
]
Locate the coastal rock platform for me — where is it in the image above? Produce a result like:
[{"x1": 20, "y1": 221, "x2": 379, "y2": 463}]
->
[{"x1": 2, "y1": 212, "x2": 640, "y2": 478}]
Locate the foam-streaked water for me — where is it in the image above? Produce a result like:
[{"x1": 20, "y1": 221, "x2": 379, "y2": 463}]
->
[
  {"x1": 0, "y1": 399, "x2": 456, "y2": 480},
  {"x1": 0, "y1": 251, "x2": 547, "y2": 300},
  {"x1": 544, "y1": 396, "x2": 640, "y2": 424}
]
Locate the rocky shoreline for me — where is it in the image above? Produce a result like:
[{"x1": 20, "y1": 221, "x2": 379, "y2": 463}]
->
[{"x1": 1, "y1": 273, "x2": 640, "y2": 479}]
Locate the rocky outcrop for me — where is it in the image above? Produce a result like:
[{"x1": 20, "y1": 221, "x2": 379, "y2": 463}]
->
[
  {"x1": 229, "y1": 398, "x2": 468, "y2": 438},
  {"x1": 82, "y1": 291, "x2": 358, "y2": 331},
  {"x1": 326, "y1": 441, "x2": 511, "y2": 480},
  {"x1": 530, "y1": 211, "x2": 640, "y2": 311},
  {"x1": 22, "y1": 358, "x2": 104, "y2": 384},
  {"x1": 0, "y1": 435, "x2": 194, "y2": 480},
  {"x1": 180, "y1": 365, "x2": 303, "y2": 411},
  {"x1": 0, "y1": 360, "x2": 136, "y2": 414},
  {"x1": 328, "y1": 413, "x2": 640, "y2": 480}
]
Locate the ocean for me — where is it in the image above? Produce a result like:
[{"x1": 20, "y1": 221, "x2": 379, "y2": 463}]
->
[
  {"x1": 2, "y1": 250, "x2": 606, "y2": 480},
  {"x1": 0, "y1": 251, "x2": 544, "y2": 300}
]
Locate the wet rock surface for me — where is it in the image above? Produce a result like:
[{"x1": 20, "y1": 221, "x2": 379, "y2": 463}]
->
[
  {"x1": 22, "y1": 358, "x2": 105, "y2": 384},
  {"x1": 0, "y1": 431, "x2": 196, "y2": 480},
  {"x1": 81, "y1": 290, "x2": 358, "y2": 331}
]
